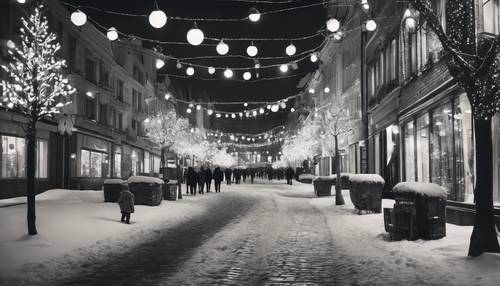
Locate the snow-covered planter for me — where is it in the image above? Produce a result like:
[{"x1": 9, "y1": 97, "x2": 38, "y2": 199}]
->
[
  {"x1": 313, "y1": 176, "x2": 333, "y2": 197},
  {"x1": 329, "y1": 173, "x2": 352, "y2": 190},
  {"x1": 390, "y1": 182, "x2": 447, "y2": 240},
  {"x1": 349, "y1": 174, "x2": 385, "y2": 214},
  {"x1": 103, "y1": 178, "x2": 125, "y2": 202},
  {"x1": 298, "y1": 173, "x2": 315, "y2": 184},
  {"x1": 127, "y1": 176, "x2": 164, "y2": 206},
  {"x1": 163, "y1": 180, "x2": 178, "y2": 201}
]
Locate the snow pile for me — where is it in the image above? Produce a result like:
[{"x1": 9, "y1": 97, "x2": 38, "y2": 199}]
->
[
  {"x1": 313, "y1": 176, "x2": 334, "y2": 182},
  {"x1": 103, "y1": 178, "x2": 125, "y2": 184},
  {"x1": 393, "y1": 182, "x2": 448, "y2": 198},
  {"x1": 298, "y1": 173, "x2": 315, "y2": 180},
  {"x1": 127, "y1": 176, "x2": 164, "y2": 185},
  {"x1": 349, "y1": 174, "x2": 385, "y2": 185}
]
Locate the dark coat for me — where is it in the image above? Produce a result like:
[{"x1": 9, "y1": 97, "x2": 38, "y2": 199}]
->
[
  {"x1": 213, "y1": 167, "x2": 223, "y2": 182},
  {"x1": 224, "y1": 168, "x2": 232, "y2": 180},
  {"x1": 118, "y1": 190, "x2": 135, "y2": 213},
  {"x1": 205, "y1": 168, "x2": 213, "y2": 181},
  {"x1": 285, "y1": 167, "x2": 295, "y2": 179},
  {"x1": 198, "y1": 168, "x2": 206, "y2": 184},
  {"x1": 186, "y1": 167, "x2": 198, "y2": 186}
]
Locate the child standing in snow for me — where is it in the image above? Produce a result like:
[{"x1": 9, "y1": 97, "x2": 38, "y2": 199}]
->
[{"x1": 118, "y1": 184, "x2": 135, "y2": 224}]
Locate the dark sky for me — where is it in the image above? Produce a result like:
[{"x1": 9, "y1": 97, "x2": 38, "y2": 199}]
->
[{"x1": 63, "y1": 0, "x2": 327, "y2": 133}]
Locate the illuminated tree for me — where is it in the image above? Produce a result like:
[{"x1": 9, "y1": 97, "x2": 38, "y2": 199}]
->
[
  {"x1": 410, "y1": 0, "x2": 500, "y2": 256},
  {"x1": 1, "y1": 6, "x2": 75, "y2": 235}
]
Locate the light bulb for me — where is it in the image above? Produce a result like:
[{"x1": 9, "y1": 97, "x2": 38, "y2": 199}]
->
[
  {"x1": 176, "y1": 61, "x2": 182, "y2": 69},
  {"x1": 243, "y1": 72, "x2": 251, "y2": 80},
  {"x1": 253, "y1": 110, "x2": 258, "y2": 116},
  {"x1": 71, "y1": 9, "x2": 87, "y2": 27},
  {"x1": 186, "y1": 67, "x2": 195, "y2": 76},
  {"x1": 208, "y1": 66, "x2": 216, "y2": 74},
  {"x1": 291, "y1": 107, "x2": 295, "y2": 112},
  {"x1": 186, "y1": 108, "x2": 192, "y2": 114},
  {"x1": 216, "y1": 113, "x2": 221, "y2": 118},
  {"x1": 271, "y1": 105, "x2": 279, "y2": 112},
  {"x1": 196, "y1": 105, "x2": 201, "y2": 110},
  {"x1": 216, "y1": 40, "x2": 229, "y2": 55},
  {"x1": 326, "y1": 18, "x2": 340, "y2": 32},
  {"x1": 365, "y1": 19, "x2": 377, "y2": 31},
  {"x1": 16, "y1": 0, "x2": 26, "y2": 3},
  {"x1": 259, "y1": 108, "x2": 264, "y2": 114},
  {"x1": 280, "y1": 64, "x2": 289, "y2": 73},
  {"x1": 286, "y1": 43, "x2": 296, "y2": 56},
  {"x1": 308, "y1": 88, "x2": 315, "y2": 94},
  {"x1": 149, "y1": 9, "x2": 167, "y2": 29},
  {"x1": 324, "y1": 87, "x2": 330, "y2": 93},
  {"x1": 155, "y1": 58, "x2": 165, "y2": 69},
  {"x1": 187, "y1": 23, "x2": 204, "y2": 46},
  {"x1": 106, "y1": 27, "x2": 119, "y2": 41},
  {"x1": 231, "y1": 113, "x2": 236, "y2": 118},
  {"x1": 249, "y1": 7, "x2": 261, "y2": 22},
  {"x1": 224, "y1": 68, "x2": 233, "y2": 78},
  {"x1": 310, "y1": 53, "x2": 318, "y2": 62},
  {"x1": 247, "y1": 44, "x2": 258, "y2": 57},
  {"x1": 207, "y1": 109, "x2": 214, "y2": 115},
  {"x1": 244, "y1": 102, "x2": 248, "y2": 107},
  {"x1": 164, "y1": 93, "x2": 171, "y2": 100},
  {"x1": 254, "y1": 63, "x2": 261, "y2": 69},
  {"x1": 280, "y1": 102, "x2": 286, "y2": 109},
  {"x1": 225, "y1": 114, "x2": 229, "y2": 118}
]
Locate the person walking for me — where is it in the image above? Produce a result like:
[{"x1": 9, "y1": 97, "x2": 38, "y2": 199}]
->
[
  {"x1": 186, "y1": 167, "x2": 198, "y2": 195},
  {"x1": 242, "y1": 169, "x2": 247, "y2": 183},
  {"x1": 205, "y1": 167, "x2": 213, "y2": 192},
  {"x1": 213, "y1": 166, "x2": 223, "y2": 192},
  {"x1": 198, "y1": 166, "x2": 206, "y2": 194},
  {"x1": 250, "y1": 168, "x2": 255, "y2": 184},
  {"x1": 225, "y1": 168, "x2": 232, "y2": 185},
  {"x1": 285, "y1": 166, "x2": 295, "y2": 185},
  {"x1": 118, "y1": 185, "x2": 134, "y2": 224}
]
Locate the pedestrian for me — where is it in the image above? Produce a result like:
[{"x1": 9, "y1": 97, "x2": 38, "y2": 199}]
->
[
  {"x1": 118, "y1": 184, "x2": 134, "y2": 224},
  {"x1": 285, "y1": 166, "x2": 295, "y2": 185},
  {"x1": 186, "y1": 167, "x2": 198, "y2": 195},
  {"x1": 213, "y1": 166, "x2": 223, "y2": 192},
  {"x1": 205, "y1": 167, "x2": 213, "y2": 192},
  {"x1": 242, "y1": 169, "x2": 247, "y2": 183},
  {"x1": 198, "y1": 166, "x2": 206, "y2": 194},
  {"x1": 225, "y1": 168, "x2": 232, "y2": 185},
  {"x1": 250, "y1": 168, "x2": 255, "y2": 184}
]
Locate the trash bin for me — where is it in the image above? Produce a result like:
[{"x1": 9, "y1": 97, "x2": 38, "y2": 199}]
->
[
  {"x1": 127, "y1": 176, "x2": 164, "y2": 206},
  {"x1": 164, "y1": 180, "x2": 178, "y2": 201},
  {"x1": 103, "y1": 178, "x2": 125, "y2": 202}
]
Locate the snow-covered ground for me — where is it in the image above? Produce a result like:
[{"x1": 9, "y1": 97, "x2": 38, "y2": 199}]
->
[{"x1": 1, "y1": 181, "x2": 500, "y2": 285}]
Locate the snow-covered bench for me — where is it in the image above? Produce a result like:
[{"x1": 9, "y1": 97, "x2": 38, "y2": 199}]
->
[
  {"x1": 103, "y1": 178, "x2": 126, "y2": 202},
  {"x1": 384, "y1": 182, "x2": 447, "y2": 240},
  {"x1": 298, "y1": 173, "x2": 315, "y2": 184},
  {"x1": 127, "y1": 176, "x2": 164, "y2": 206},
  {"x1": 313, "y1": 176, "x2": 333, "y2": 197},
  {"x1": 349, "y1": 174, "x2": 385, "y2": 214}
]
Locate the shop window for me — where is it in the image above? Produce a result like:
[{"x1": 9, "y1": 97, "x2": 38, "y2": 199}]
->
[
  {"x1": 85, "y1": 95, "x2": 96, "y2": 121},
  {"x1": 431, "y1": 103, "x2": 453, "y2": 195},
  {"x1": 144, "y1": 151, "x2": 150, "y2": 174},
  {"x1": 85, "y1": 58, "x2": 96, "y2": 83},
  {"x1": 113, "y1": 147, "x2": 121, "y2": 178},
  {"x1": 416, "y1": 114, "x2": 430, "y2": 182},
  {"x1": 99, "y1": 103, "x2": 108, "y2": 126},
  {"x1": 403, "y1": 121, "x2": 416, "y2": 181},
  {"x1": 131, "y1": 149, "x2": 141, "y2": 176},
  {"x1": 152, "y1": 155, "x2": 161, "y2": 174},
  {"x1": 1, "y1": 135, "x2": 47, "y2": 179},
  {"x1": 36, "y1": 140, "x2": 48, "y2": 178},
  {"x1": 374, "y1": 134, "x2": 381, "y2": 175},
  {"x1": 454, "y1": 95, "x2": 474, "y2": 203},
  {"x1": 116, "y1": 79, "x2": 124, "y2": 101},
  {"x1": 483, "y1": 0, "x2": 500, "y2": 34},
  {"x1": 80, "y1": 149, "x2": 109, "y2": 178}
]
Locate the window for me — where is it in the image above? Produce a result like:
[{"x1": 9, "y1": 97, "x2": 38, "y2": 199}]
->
[
  {"x1": 431, "y1": 103, "x2": 453, "y2": 194},
  {"x1": 99, "y1": 103, "x2": 108, "y2": 126},
  {"x1": 133, "y1": 65, "x2": 144, "y2": 85},
  {"x1": 116, "y1": 79, "x2": 124, "y2": 101},
  {"x1": 85, "y1": 95, "x2": 96, "y2": 121},
  {"x1": 138, "y1": 92, "x2": 142, "y2": 111},
  {"x1": 144, "y1": 151, "x2": 150, "y2": 174},
  {"x1": 131, "y1": 149, "x2": 141, "y2": 176},
  {"x1": 67, "y1": 35, "x2": 77, "y2": 69},
  {"x1": 118, "y1": 113, "x2": 123, "y2": 131},
  {"x1": 85, "y1": 58, "x2": 96, "y2": 83},
  {"x1": 454, "y1": 95, "x2": 474, "y2": 203},
  {"x1": 80, "y1": 149, "x2": 109, "y2": 178},
  {"x1": 416, "y1": 114, "x2": 430, "y2": 182},
  {"x1": 483, "y1": 0, "x2": 500, "y2": 34},
  {"x1": 1, "y1": 135, "x2": 48, "y2": 178},
  {"x1": 152, "y1": 155, "x2": 161, "y2": 173},
  {"x1": 403, "y1": 121, "x2": 416, "y2": 181},
  {"x1": 113, "y1": 147, "x2": 121, "y2": 178},
  {"x1": 132, "y1": 89, "x2": 138, "y2": 109},
  {"x1": 374, "y1": 134, "x2": 381, "y2": 175},
  {"x1": 99, "y1": 61, "x2": 110, "y2": 88}
]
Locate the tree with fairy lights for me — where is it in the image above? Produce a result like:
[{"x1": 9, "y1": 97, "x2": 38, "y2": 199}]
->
[
  {"x1": 1, "y1": 5, "x2": 75, "y2": 235},
  {"x1": 315, "y1": 104, "x2": 352, "y2": 206},
  {"x1": 144, "y1": 110, "x2": 190, "y2": 179},
  {"x1": 408, "y1": 0, "x2": 500, "y2": 256}
]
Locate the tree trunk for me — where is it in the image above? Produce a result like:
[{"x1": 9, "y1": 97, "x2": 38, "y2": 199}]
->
[
  {"x1": 160, "y1": 147, "x2": 166, "y2": 180},
  {"x1": 176, "y1": 155, "x2": 182, "y2": 199},
  {"x1": 26, "y1": 122, "x2": 38, "y2": 235},
  {"x1": 334, "y1": 135, "x2": 345, "y2": 206},
  {"x1": 468, "y1": 117, "x2": 500, "y2": 256}
]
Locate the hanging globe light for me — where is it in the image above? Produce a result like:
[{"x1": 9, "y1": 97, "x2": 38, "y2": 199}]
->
[
  {"x1": 216, "y1": 40, "x2": 229, "y2": 55},
  {"x1": 266, "y1": 104, "x2": 271, "y2": 109},
  {"x1": 326, "y1": 18, "x2": 340, "y2": 32},
  {"x1": 106, "y1": 27, "x2": 119, "y2": 41},
  {"x1": 361, "y1": 0, "x2": 370, "y2": 11},
  {"x1": 324, "y1": 86, "x2": 330, "y2": 93},
  {"x1": 71, "y1": 9, "x2": 87, "y2": 27},
  {"x1": 187, "y1": 22, "x2": 204, "y2": 46},
  {"x1": 164, "y1": 93, "x2": 171, "y2": 100},
  {"x1": 208, "y1": 66, "x2": 216, "y2": 74},
  {"x1": 244, "y1": 102, "x2": 248, "y2": 107},
  {"x1": 259, "y1": 108, "x2": 264, "y2": 114},
  {"x1": 310, "y1": 53, "x2": 318, "y2": 62},
  {"x1": 254, "y1": 62, "x2": 261, "y2": 69},
  {"x1": 176, "y1": 60, "x2": 182, "y2": 69},
  {"x1": 16, "y1": 0, "x2": 26, "y2": 3},
  {"x1": 225, "y1": 114, "x2": 229, "y2": 118},
  {"x1": 253, "y1": 110, "x2": 258, "y2": 116},
  {"x1": 279, "y1": 64, "x2": 289, "y2": 73},
  {"x1": 271, "y1": 104, "x2": 279, "y2": 112},
  {"x1": 280, "y1": 102, "x2": 287, "y2": 109},
  {"x1": 291, "y1": 107, "x2": 295, "y2": 112},
  {"x1": 186, "y1": 67, "x2": 195, "y2": 76},
  {"x1": 216, "y1": 113, "x2": 221, "y2": 118},
  {"x1": 149, "y1": 9, "x2": 167, "y2": 29},
  {"x1": 309, "y1": 88, "x2": 315, "y2": 94},
  {"x1": 155, "y1": 58, "x2": 165, "y2": 69},
  {"x1": 186, "y1": 108, "x2": 192, "y2": 114},
  {"x1": 247, "y1": 43, "x2": 258, "y2": 57},
  {"x1": 196, "y1": 105, "x2": 202, "y2": 110},
  {"x1": 243, "y1": 72, "x2": 252, "y2": 80},
  {"x1": 224, "y1": 68, "x2": 233, "y2": 78},
  {"x1": 365, "y1": 19, "x2": 377, "y2": 31},
  {"x1": 231, "y1": 113, "x2": 236, "y2": 119},
  {"x1": 248, "y1": 7, "x2": 261, "y2": 22},
  {"x1": 207, "y1": 108, "x2": 214, "y2": 115},
  {"x1": 285, "y1": 43, "x2": 296, "y2": 56}
]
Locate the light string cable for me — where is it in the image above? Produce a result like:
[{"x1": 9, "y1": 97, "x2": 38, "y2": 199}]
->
[
  {"x1": 61, "y1": 1, "x2": 351, "y2": 23},
  {"x1": 207, "y1": 125, "x2": 286, "y2": 137}
]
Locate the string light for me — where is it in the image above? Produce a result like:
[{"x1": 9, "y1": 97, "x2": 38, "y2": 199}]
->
[
  {"x1": 248, "y1": 7, "x2": 261, "y2": 22},
  {"x1": 280, "y1": 64, "x2": 289, "y2": 73},
  {"x1": 224, "y1": 68, "x2": 234, "y2": 78},
  {"x1": 244, "y1": 102, "x2": 248, "y2": 107},
  {"x1": 70, "y1": 9, "x2": 87, "y2": 26},
  {"x1": 247, "y1": 42, "x2": 258, "y2": 57},
  {"x1": 243, "y1": 72, "x2": 252, "y2": 80},
  {"x1": 106, "y1": 27, "x2": 119, "y2": 41},
  {"x1": 285, "y1": 43, "x2": 296, "y2": 56},
  {"x1": 310, "y1": 53, "x2": 318, "y2": 62},
  {"x1": 207, "y1": 109, "x2": 214, "y2": 115},
  {"x1": 176, "y1": 60, "x2": 182, "y2": 69},
  {"x1": 326, "y1": 18, "x2": 340, "y2": 32},
  {"x1": 271, "y1": 104, "x2": 279, "y2": 112},
  {"x1": 187, "y1": 22, "x2": 204, "y2": 46},
  {"x1": 164, "y1": 93, "x2": 171, "y2": 100},
  {"x1": 216, "y1": 40, "x2": 229, "y2": 55},
  {"x1": 196, "y1": 104, "x2": 202, "y2": 110},
  {"x1": 364, "y1": 19, "x2": 377, "y2": 31},
  {"x1": 155, "y1": 58, "x2": 165, "y2": 69},
  {"x1": 186, "y1": 107, "x2": 192, "y2": 113},
  {"x1": 186, "y1": 66, "x2": 195, "y2": 76},
  {"x1": 208, "y1": 66, "x2": 216, "y2": 74},
  {"x1": 309, "y1": 88, "x2": 315, "y2": 94},
  {"x1": 291, "y1": 107, "x2": 295, "y2": 112},
  {"x1": 149, "y1": 6, "x2": 167, "y2": 28},
  {"x1": 16, "y1": 0, "x2": 26, "y2": 3},
  {"x1": 324, "y1": 86, "x2": 330, "y2": 93},
  {"x1": 361, "y1": 0, "x2": 370, "y2": 11}
]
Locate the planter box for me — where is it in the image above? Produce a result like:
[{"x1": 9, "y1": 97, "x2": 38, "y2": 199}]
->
[
  {"x1": 330, "y1": 173, "x2": 352, "y2": 190},
  {"x1": 313, "y1": 176, "x2": 333, "y2": 197},
  {"x1": 103, "y1": 179, "x2": 125, "y2": 202},
  {"x1": 127, "y1": 176, "x2": 164, "y2": 206},
  {"x1": 164, "y1": 180, "x2": 178, "y2": 201},
  {"x1": 349, "y1": 174, "x2": 385, "y2": 214},
  {"x1": 298, "y1": 173, "x2": 315, "y2": 184}
]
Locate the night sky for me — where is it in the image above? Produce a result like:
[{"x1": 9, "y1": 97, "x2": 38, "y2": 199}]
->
[{"x1": 62, "y1": 0, "x2": 327, "y2": 133}]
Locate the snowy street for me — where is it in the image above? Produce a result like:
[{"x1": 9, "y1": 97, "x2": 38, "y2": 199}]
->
[{"x1": 2, "y1": 181, "x2": 500, "y2": 285}]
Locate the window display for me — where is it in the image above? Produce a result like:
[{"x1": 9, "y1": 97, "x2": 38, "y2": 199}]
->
[
  {"x1": 403, "y1": 121, "x2": 415, "y2": 181},
  {"x1": 114, "y1": 147, "x2": 121, "y2": 178},
  {"x1": 80, "y1": 149, "x2": 109, "y2": 178},
  {"x1": 416, "y1": 114, "x2": 430, "y2": 182},
  {"x1": 454, "y1": 95, "x2": 474, "y2": 203},
  {"x1": 431, "y1": 103, "x2": 453, "y2": 195}
]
